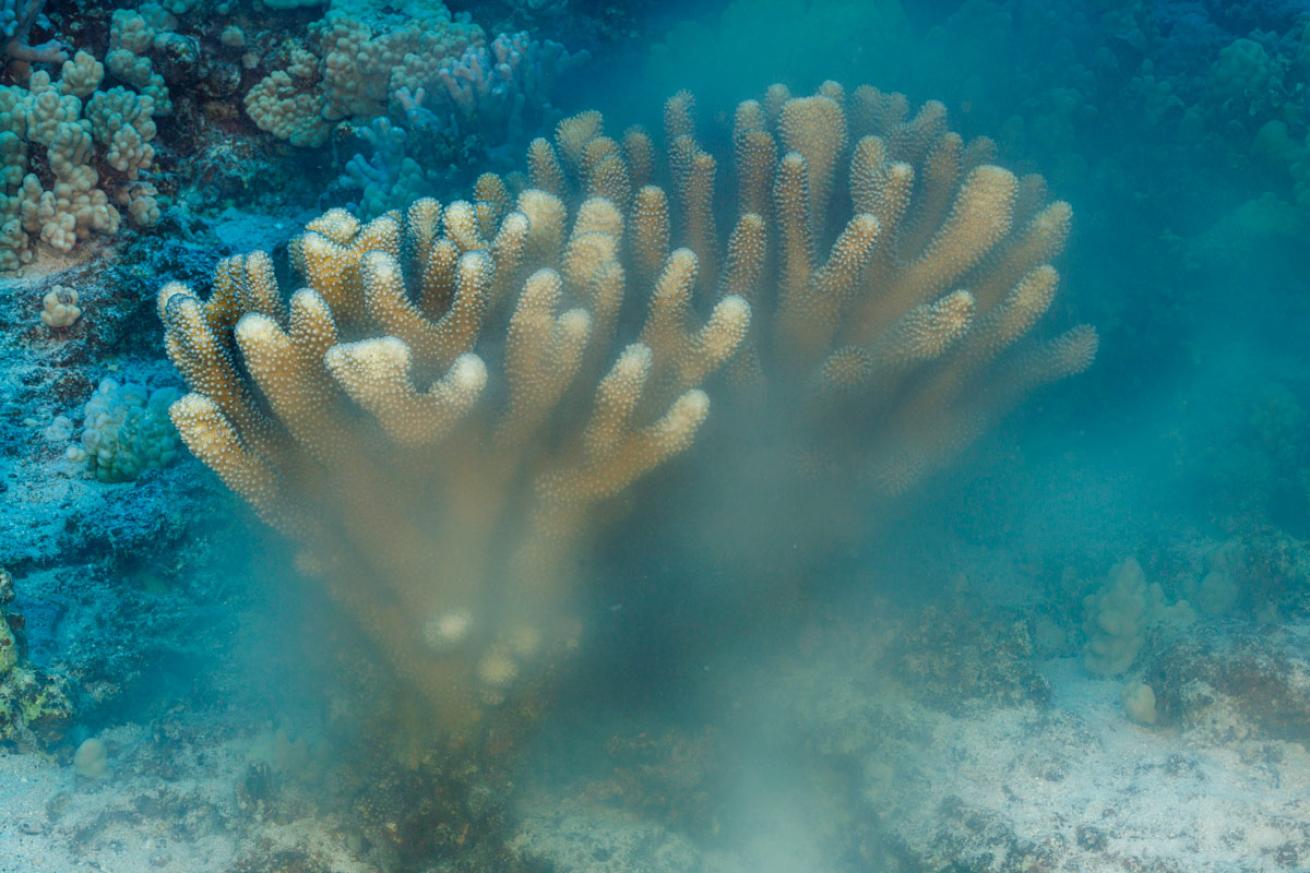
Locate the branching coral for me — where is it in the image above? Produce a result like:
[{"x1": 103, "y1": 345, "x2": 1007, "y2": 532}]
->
[
  {"x1": 161, "y1": 193, "x2": 744, "y2": 735},
  {"x1": 507, "y1": 85, "x2": 1097, "y2": 577},
  {"x1": 106, "y1": 3, "x2": 175, "y2": 115},
  {"x1": 337, "y1": 31, "x2": 585, "y2": 215},
  {"x1": 1, "y1": 0, "x2": 67, "y2": 64},
  {"x1": 246, "y1": 3, "x2": 583, "y2": 211},
  {"x1": 243, "y1": 45, "x2": 331, "y2": 148},
  {"x1": 337, "y1": 116, "x2": 431, "y2": 217},
  {"x1": 161, "y1": 81, "x2": 1094, "y2": 737},
  {"x1": 244, "y1": 5, "x2": 483, "y2": 147},
  {"x1": 40, "y1": 283, "x2": 80, "y2": 327},
  {"x1": 1082, "y1": 558, "x2": 1195, "y2": 676},
  {"x1": 399, "y1": 31, "x2": 586, "y2": 156},
  {"x1": 622, "y1": 84, "x2": 1096, "y2": 500},
  {"x1": 0, "y1": 47, "x2": 163, "y2": 271}
]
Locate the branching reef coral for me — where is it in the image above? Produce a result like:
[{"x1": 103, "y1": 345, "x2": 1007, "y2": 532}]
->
[
  {"x1": 161, "y1": 193, "x2": 740, "y2": 735},
  {"x1": 160, "y1": 81, "x2": 1094, "y2": 737},
  {"x1": 1082, "y1": 558, "x2": 1195, "y2": 676},
  {"x1": 352, "y1": 30, "x2": 584, "y2": 212},
  {"x1": 243, "y1": 4, "x2": 485, "y2": 147},
  {"x1": 0, "y1": 44, "x2": 163, "y2": 271},
  {"x1": 1, "y1": 0, "x2": 66, "y2": 64},
  {"x1": 244, "y1": 2, "x2": 583, "y2": 213},
  {"x1": 40, "y1": 283, "x2": 80, "y2": 328}
]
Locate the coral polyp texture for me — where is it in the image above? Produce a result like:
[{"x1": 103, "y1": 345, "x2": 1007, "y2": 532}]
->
[
  {"x1": 624, "y1": 83, "x2": 1098, "y2": 500},
  {"x1": 160, "y1": 81, "x2": 1094, "y2": 736},
  {"x1": 67, "y1": 377, "x2": 182, "y2": 483},
  {"x1": 0, "y1": 43, "x2": 163, "y2": 271},
  {"x1": 160, "y1": 192, "x2": 744, "y2": 735}
]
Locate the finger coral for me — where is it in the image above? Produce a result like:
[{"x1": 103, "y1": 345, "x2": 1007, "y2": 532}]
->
[
  {"x1": 161, "y1": 194, "x2": 746, "y2": 735},
  {"x1": 0, "y1": 47, "x2": 163, "y2": 272},
  {"x1": 1, "y1": 0, "x2": 67, "y2": 64},
  {"x1": 518, "y1": 83, "x2": 1096, "y2": 567},
  {"x1": 40, "y1": 283, "x2": 80, "y2": 328},
  {"x1": 244, "y1": 6, "x2": 483, "y2": 148},
  {"x1": 161, "y1": 81, "x2": 1094, "y2": 736}
]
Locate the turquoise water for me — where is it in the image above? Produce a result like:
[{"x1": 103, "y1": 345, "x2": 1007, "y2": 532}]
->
[{"x1": 1, "y1": 0, "x2": 1308, "y2": 870}]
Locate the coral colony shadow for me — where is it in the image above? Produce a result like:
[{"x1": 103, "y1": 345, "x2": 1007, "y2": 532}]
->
[{"x1": 1, "y1": 0, "x2": 1309, "y2": 871}]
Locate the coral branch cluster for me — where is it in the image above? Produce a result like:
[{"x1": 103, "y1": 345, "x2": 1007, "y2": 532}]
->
[
  {"x1": 343, "y1": 28, "x2": 584, "y2": 215},
  {"x1": 402, "y1": 30, "x2": 585, "y2": 152},
  {"x1": 612, "y1": 83, "x2": 1098, "y2": 498},
  {"x1": 161, "y1": 177, "x2": 742, "y2": 735},
  {"x1": 244, "y1": 2, "x2": 583, "y2": 214},
  {"x1": 160, "y1": 81, "x2": 1094, "y2": 735},
  {"x1": 243, "y1": 6, "x2": 485, "y2": 148},
  {"x1": 1, "y1": 43, "x2": 163, "y2": 270},
  {"x1": 1, "y1": 0, "x2": 67, "y2": 64}
]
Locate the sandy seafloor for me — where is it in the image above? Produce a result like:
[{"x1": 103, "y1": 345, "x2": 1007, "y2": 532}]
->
[
  {"x1": 2, "y1": 618, "x2": 1308, "y2": 872},
  {"x1": 3, "y1": 377, "x2": 1309, "y2": 872}
]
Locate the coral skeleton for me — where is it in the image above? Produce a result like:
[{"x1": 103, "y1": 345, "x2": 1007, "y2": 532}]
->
[{"x1": 160, "y1": 81, "x2": 1094, "y2": 736}]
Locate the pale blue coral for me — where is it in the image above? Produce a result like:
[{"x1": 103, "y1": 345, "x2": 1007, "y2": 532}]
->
[
  {"x1": 417, "y1": 31, "x2": 587, "y2": 150},
  {"x1": 339, "y1": 116, "x2": 434, "y2": 216},
  {"x1": 1, "y1": 0, "x2": 66, "y2": 63},
  {"x1": 336, "y1": 30, "x2": 584, "y2": 211},
  {"x1": 71, "y1": 378, "x2": 181, "y2": 484}
]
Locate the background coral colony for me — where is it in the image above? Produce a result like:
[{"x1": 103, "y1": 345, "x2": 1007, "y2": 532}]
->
[{"x1": 1, "y1": 0, "x2": 1309, "y2": 871}]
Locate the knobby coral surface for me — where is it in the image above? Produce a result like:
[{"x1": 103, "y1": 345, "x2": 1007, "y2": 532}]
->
[
  {"x1": 1, "y1": 48, "x2": 163, "y2": 271},
  {"x1": 160, "y1": 81, "x2": 1094, "y2": 737},
  {"x1": 243, "y1": 5, "x2": 484, "y2": 148},
  {"x1": 632, "y1": 84, "x2": 1096, "y2": 499},
  {"x1": 160, "y1": 182, "x2": 743, "y2": 738}
]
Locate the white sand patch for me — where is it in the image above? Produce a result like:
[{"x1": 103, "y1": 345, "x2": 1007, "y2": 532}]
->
[{"x1": 889, "y1": 657, "x2": 1310, "y2": 871}]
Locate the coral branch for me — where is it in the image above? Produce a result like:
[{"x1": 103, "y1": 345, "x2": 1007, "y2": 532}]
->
[
  {"x1": 160, "y1": 80, "x2": 1093, "y2": 736},
  {"x1": 2, "y1": 0, "x2": 68, "y2": 63}
]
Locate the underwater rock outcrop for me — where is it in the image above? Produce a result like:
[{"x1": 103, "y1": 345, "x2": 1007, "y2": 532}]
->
[
  {"x1": 158, "y1": 81, "x2": 1094, "y2": 737},
  {"x1": 0, "y1": 567, "x2": 72, "y2": 747},
  {"x1": 1140, "y1": 626, "x2": 1310, "y2": 748}
]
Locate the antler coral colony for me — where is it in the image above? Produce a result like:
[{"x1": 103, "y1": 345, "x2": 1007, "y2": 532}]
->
[{"x1": 160, "y1": 81, "x2": 1095, "y2": 735}]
